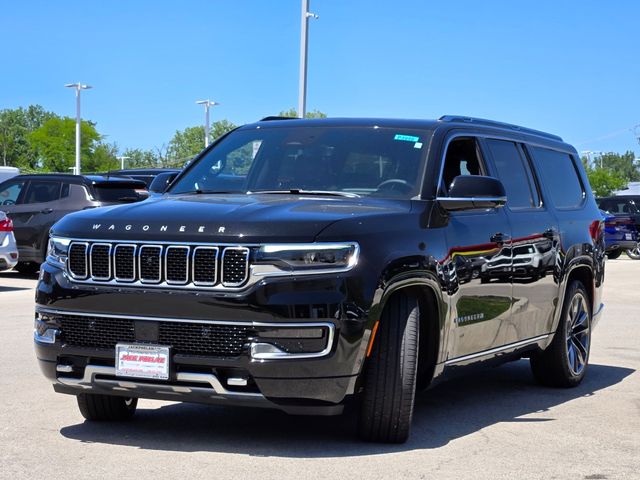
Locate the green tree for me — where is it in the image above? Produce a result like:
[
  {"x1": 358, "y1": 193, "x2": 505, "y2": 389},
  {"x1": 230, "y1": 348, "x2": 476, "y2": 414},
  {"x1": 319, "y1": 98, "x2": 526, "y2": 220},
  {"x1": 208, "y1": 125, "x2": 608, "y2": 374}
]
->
[
  {"x1": 166, "y1": 120, "x2": 237, "y2": 165},
  {"x1": 121, "y1": 148, "x2": 160, "y2": 168},
  {"x1": 586, "y1": 168, "x2": 627, "y2": 197},
  {"x1": 0, "y1": 105, "x2": 57, "y2": 169},
  {"x1": 86, "y1": 142, "x2": 120, "y2": 172},
  {"x1": 598, "y1": 151, "x2": 640, "y2": 182},
  {"x1": 29, "y1": 117, "x2": 101, "y2": 172},
  {"x1": 278, "y1": 108, "x2": 327, "y2": 119}
]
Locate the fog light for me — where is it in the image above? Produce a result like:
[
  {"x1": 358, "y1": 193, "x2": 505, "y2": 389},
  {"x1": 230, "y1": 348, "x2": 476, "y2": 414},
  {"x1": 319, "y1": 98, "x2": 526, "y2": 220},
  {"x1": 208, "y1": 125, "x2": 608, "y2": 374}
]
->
[{"x1": 34, "y1": 319, "x2": 59, "y2": 344}]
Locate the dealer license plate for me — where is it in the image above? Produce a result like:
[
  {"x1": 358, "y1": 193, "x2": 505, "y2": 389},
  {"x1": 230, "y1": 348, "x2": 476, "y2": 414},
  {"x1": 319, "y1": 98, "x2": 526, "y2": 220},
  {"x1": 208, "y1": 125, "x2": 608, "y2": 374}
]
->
[
  {"x1": 116, "y1": 344, "x2": 170, "y2": 380},
  {"x1": 625, "y1": 233, "x2": 633, "y2": 240}
]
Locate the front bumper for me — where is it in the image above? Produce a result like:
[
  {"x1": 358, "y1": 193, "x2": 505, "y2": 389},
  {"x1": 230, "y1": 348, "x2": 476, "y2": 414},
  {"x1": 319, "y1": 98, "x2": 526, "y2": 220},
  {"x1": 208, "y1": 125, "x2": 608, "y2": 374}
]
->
[{"x1": 35, "y1": 262, "x2": 373, "y2": 414}]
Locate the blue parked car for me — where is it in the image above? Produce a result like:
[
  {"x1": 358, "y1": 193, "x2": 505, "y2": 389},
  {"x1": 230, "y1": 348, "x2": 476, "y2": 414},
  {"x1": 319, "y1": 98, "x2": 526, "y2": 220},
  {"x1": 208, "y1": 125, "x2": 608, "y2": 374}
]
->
[{"x1": 600, "y1": 209, "x2": 638, "y2": 259}]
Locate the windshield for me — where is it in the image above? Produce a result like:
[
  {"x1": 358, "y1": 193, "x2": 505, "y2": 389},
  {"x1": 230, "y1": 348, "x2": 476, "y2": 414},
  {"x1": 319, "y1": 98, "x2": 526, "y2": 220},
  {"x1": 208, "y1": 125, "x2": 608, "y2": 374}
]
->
[{"x1": 170, "y1": 125, "x2": 431, "y2": 199}]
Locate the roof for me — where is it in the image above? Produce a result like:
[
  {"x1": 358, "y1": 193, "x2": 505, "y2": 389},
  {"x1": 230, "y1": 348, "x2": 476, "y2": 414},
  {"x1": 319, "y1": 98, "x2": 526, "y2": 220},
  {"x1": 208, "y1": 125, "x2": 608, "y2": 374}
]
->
[
  {"x1": 8, "y1": 173, "x2": 146, "y2": 187},
  {"x1": 107, "y1": 168, "x2": 181, "y2": 175},
  {"x1": 246, "y1": 115, "x2": 565, "y2": 143}
]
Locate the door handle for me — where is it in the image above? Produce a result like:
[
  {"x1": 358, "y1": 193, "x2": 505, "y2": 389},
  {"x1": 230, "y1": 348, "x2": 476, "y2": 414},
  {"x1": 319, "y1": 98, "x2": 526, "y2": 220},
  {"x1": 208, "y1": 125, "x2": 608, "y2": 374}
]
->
[
  {"x1": 40, "y1": 208, "x2": 53, "y2": 214},
  {"x1": 490, "y1": 232, "x2": 511, "y2": 244}
]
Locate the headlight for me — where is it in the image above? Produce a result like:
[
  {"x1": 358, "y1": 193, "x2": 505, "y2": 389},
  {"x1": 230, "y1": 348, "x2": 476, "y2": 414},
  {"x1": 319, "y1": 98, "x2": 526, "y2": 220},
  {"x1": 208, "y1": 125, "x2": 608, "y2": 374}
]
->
[
  {"x1": 46, "y1": 236, "x2": 71, "y2": 269},
  {"x1": 254, "y1": 243, "x2": 359, "y2": 273}
]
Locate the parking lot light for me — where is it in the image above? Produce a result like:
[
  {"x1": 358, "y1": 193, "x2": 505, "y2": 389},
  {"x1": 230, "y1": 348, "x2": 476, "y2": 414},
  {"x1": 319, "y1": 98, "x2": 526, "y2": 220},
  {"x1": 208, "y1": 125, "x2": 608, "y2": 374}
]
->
[
  {"x1": 196, "y1": 100, "x2": 219, "y2": 148},
  {"x1": 64, "y1": 83, "x2": 92, "y2": 175}
]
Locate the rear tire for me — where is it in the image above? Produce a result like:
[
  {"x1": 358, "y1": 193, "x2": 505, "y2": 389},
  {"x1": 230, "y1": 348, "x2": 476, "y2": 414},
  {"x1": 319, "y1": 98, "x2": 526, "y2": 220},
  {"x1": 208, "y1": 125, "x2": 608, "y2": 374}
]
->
[
  {"x1": 77, "y1": 394, "x2": 138, "y2": 421},
  {"x1": 606, "y1": 250, "x2": 622, "y2": 260},
  {"x1": 358, "y1": 292, "x2": 419, "y2": 443},
  {"x1": 530, "y1": 280, "x2": 591, "y2": 387}
]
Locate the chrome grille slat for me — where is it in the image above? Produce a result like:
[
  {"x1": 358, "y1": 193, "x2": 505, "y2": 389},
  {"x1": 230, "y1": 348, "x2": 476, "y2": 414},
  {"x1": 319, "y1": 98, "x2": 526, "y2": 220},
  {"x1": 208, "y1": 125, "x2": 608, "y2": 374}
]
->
[
  {"x1": 90, "y1": 243, "x2": 112, "y2": 280},
  {"x1": 68, "y1": 243, "x2": 88, "y2": 279},
  {"x1": 68, "y1": 241, "x2": 251, "y2": 289},
  {"x1": 222, "y1": 247, "x2": 250, "y2": 287},
  {"x1": 165, "y1": 246, "x2": 190, "y2": 284},
  {"x1": 114, "y1": 244, "x2": 136, "y2": 281},
  {"x1": 139, "y1": 245, "x2": 162, "y2": 283}
]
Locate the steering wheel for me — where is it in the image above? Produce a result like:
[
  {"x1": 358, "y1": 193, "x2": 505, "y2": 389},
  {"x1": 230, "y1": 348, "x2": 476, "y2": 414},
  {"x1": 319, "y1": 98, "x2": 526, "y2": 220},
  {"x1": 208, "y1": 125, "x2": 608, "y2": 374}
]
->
[
  {"x1": 376, "y1": 179, "x2": 414, "y2": 194},
  {"x1": 2, "y1": 199, "x2": 15, "y2": 206}
]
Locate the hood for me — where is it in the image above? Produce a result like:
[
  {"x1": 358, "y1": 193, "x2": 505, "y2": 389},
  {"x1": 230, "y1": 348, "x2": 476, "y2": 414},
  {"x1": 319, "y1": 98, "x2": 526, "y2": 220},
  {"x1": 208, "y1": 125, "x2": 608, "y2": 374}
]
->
[{"x1": 51, "y1": 193, "x2": 411, "y2": 243}]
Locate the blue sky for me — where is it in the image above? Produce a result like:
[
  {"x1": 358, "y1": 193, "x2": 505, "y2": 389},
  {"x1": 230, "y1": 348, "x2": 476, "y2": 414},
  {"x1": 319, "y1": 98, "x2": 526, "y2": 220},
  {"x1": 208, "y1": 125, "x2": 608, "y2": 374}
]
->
[{"x1": 2, "y1": 0, "x2": 639, "y2": 156}]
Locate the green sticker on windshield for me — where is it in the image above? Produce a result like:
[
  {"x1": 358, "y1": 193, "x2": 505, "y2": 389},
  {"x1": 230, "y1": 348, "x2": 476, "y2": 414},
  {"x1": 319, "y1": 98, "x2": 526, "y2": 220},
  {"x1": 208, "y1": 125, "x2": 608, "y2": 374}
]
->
[{"x1": 394, "y1": 134, "x2": 420, "y2": 142}]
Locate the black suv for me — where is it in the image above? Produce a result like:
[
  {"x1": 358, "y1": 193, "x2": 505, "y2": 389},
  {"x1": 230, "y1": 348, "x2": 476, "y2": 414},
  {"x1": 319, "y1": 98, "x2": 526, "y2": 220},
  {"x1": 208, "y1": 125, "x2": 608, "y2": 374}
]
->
[
  {"x1": 34, "y1": 117, "x2": 605, "y2": 443},
  {"x1": 0, "y1": 174, "x2": 147, "y2": 273}
]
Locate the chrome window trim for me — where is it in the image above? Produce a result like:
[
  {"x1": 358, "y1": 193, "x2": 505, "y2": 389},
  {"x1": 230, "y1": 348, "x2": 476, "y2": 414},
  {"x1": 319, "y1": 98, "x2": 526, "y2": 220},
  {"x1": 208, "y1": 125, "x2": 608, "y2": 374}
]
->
[
  {"x1": 164, "y1": 245, "x2": 190, "y2": 285},
  {"x1": 35, "y1": 307, "x2": 335, "y2": 360},
  {"x1": 89, "y1": 243, "x2": 112, "y2": 281},
  {"x1": 138, "y1": 244, "x2": 163, "y2": 284},
  {"x1": 221, "y1": 246, "x2": 250, "y2": 287},
  {"x1": 67, "y1": 242, "x2": 89, "y2": 280},
  {"x1": 113, "y1": 244, "x2": 137, "y2": 282},
  {"x1": 192, "y1": 246, "x2": 219, "y2": 286}
]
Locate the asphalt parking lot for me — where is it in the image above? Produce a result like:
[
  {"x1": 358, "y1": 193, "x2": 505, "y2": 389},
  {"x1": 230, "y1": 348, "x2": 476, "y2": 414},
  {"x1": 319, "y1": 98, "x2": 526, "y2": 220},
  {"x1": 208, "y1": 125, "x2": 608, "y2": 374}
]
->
[{"x1": 0, "y1": 259, "x2": 638, "y2": 480}]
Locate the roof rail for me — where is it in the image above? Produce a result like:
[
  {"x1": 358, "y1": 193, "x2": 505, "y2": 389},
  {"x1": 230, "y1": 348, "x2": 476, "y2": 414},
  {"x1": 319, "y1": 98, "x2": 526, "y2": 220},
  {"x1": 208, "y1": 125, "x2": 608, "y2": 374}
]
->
[
  {"x1": 438, "y1": 115, "x2": 563, "y2": 142},
  {"x1": 259, "y1": 116, "x2": 300, "y2": 122}
]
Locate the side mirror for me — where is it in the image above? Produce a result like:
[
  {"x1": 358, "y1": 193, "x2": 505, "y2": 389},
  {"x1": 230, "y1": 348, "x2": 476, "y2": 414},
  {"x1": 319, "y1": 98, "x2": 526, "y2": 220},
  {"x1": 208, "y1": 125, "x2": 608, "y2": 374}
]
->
[{"x1": 437, "y1": 175, "x2": 507, "y2": 211}]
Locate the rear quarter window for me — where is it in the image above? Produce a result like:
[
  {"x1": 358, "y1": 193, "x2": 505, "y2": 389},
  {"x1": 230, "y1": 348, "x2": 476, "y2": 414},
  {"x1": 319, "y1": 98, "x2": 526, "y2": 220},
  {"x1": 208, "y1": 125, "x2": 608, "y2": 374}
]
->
[{"x1": 529, "y1": 147, "x2": 585, "y2": 209}]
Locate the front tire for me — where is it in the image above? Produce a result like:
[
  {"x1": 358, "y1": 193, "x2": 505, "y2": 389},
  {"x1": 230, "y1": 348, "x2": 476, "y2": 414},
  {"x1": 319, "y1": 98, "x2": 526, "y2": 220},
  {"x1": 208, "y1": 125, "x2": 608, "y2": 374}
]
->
[
  {"x1": 358, "y1": 292, "x2": 419, "y2": 443},
  {"x1": 77, "y1": 394, "x2": 138, "y2": 421},
  {"x1": 530, "y1": 280, "x2": 591, "y2": 387}
]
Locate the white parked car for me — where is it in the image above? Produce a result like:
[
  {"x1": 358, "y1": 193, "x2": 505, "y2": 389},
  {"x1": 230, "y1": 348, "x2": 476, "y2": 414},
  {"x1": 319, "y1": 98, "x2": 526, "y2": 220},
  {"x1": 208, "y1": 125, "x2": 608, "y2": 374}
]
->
[
  {"x1": 0, "y1": 167, "x2": 19, "y2": 184},
  {"x1": 0, "y1": 211, "x2": 18, "y2": 271}
]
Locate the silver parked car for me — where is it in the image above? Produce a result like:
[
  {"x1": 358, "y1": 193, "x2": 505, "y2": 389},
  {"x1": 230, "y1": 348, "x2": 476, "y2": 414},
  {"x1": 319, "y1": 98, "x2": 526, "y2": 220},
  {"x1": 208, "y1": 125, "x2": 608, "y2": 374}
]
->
[{"x1": 0, "y1": 211, "x2": 18, "y2": 271}]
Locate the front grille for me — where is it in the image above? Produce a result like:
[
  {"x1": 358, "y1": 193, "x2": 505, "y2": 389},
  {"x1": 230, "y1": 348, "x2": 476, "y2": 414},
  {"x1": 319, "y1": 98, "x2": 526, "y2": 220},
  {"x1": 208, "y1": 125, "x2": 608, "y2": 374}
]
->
[
  {"x1": 166, "y1": 246, "x2": 189, "y2": 284},
  {"x1": 68, "y1": 243, "x2": 88, "y2": 278},
  {"x1": 68, "y1": 241, "x2": 250, "y2": 289},
  {"x1": 114, "y1": 245, "x2": 136, "y2": 281},
  {"x1": 222, "y1": 248, "x2": 249, "y2": 286},
  {"x1": 59, "y1": 314, "x2": 135, "y2": 349},
  {"x1": 90, "y1": 244, "x2": 111, "y2": 279},
  {"x1": 57, "y1": 314, "x2": 250, "y2": 356},
  {"x1": 139, "y1": 246, "x2": 162, "y2": 283}
]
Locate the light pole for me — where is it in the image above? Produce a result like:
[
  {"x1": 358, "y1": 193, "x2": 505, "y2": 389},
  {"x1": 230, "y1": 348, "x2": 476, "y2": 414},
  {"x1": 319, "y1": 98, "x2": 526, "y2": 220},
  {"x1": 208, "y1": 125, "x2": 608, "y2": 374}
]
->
[
  {"x1": 117, "y1": 156, "x2": 130, "y2": 170},
  {"x1": 196, "y1": 100, "x2": 219, "y2": 147},
  {"x1": 581, "y1": 150, "x2": 603, "y2": 169},
  {"x1": 298, "y1": 0, "x2": 318, "y2": 119},
  {"x1": 64, "y1": 83, "x2": 92, "y2": 175}
]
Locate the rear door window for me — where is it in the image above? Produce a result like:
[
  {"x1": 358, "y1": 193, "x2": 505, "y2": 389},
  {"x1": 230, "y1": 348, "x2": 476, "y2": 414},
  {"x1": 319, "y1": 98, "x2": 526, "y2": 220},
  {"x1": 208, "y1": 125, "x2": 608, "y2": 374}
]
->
[
  {"x1": 485, "y1": 139, "x2": 540, "y2": 209},
  {"x1": 23, "y1": 181, "x2": 62, "y2": 204},
  {"x1": 529, "y1": 147, "x2": 585, "y2": 209}
]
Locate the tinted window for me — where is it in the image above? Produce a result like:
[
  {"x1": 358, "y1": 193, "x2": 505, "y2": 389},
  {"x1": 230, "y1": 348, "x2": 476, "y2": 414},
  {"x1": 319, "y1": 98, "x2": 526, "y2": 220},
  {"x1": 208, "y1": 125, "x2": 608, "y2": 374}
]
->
[
  {"x1": 171, "y1": 127, "x2": 430, "y2": 199},
  {"x1": 486, "y1": 139, "x2": 539, "y2": 209},
  {"x1": 442, "y1": 137, "x2": 485, "y2": 192},
  {"x1": 93, "y1": 185, "x2": 144, "y2": 203},
  {"x1": 530, "y1": 147, "x2": 584, "y2": 208},
  {"x1": 596, "y1": 198, "x2": 638, "y2": 214},
  {"x1": 61, "y1": 183, "x2": 70, "y2": 198},
  {"x1": 0, "y1": 180, "x2": 25, "y2": 205},
  {"x1": 23, "y1": 181, "x2": 61, "y2": 204}
]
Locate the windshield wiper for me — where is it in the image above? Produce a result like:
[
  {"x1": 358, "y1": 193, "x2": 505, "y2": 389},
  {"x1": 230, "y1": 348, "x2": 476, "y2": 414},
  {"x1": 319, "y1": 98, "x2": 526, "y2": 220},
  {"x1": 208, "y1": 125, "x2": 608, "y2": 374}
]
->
[
  {"x1": 248, "y1": 189, "x2": 360, "y2": 198},
  {"x1": 176, "y1": 189, "x2": 242, "y2": 195}
]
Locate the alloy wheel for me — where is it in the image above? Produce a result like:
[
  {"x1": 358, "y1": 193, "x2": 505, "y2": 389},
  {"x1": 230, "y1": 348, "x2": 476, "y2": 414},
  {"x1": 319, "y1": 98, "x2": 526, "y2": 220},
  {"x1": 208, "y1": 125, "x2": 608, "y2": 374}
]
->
[{"x1": 565, "y1": 292, "x2": 590, "y2": 376}]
